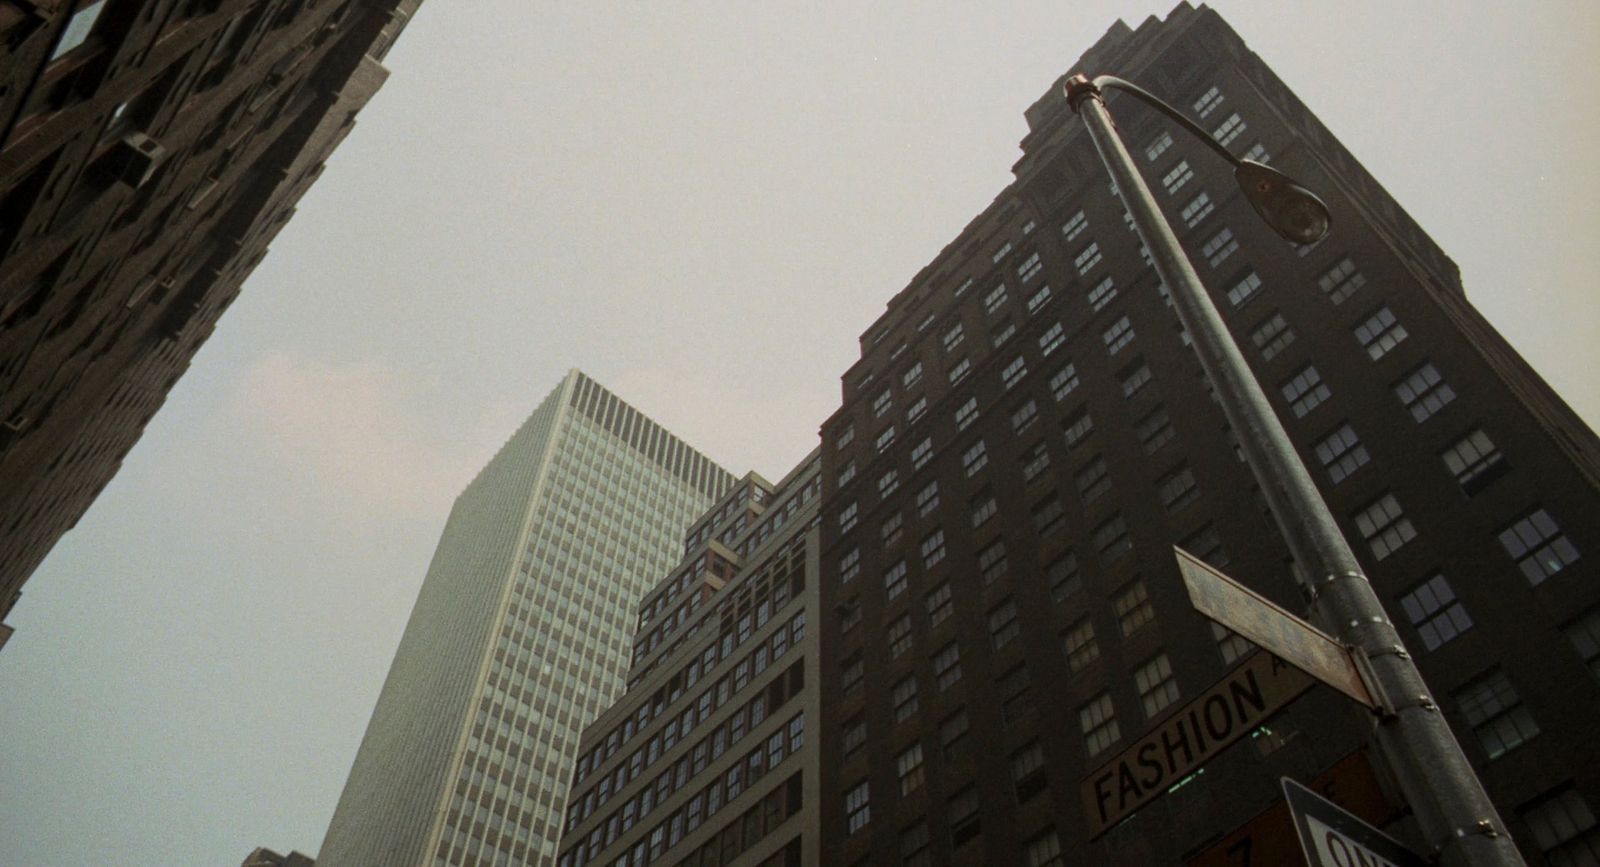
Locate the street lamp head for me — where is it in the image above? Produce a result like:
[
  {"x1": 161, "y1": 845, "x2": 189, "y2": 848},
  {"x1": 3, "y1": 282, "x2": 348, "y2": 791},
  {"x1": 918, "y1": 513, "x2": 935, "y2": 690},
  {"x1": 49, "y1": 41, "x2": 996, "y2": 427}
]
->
[{"x1": 1234, "y1": 159, "x2": 1331, "y2": 245}]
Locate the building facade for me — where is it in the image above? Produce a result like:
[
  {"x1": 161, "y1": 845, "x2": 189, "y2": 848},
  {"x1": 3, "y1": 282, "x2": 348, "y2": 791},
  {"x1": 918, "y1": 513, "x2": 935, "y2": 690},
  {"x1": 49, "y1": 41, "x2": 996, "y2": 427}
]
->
[
  {"x1": 556, "y1": 451, "x2": 820, "y2": 867},
  {"x1": 317, "y1": 370, "x2": 734, "y2": 867},
  {"x1": 0, "y1": 0, "x2": 421, "y2": 645},
  {"x1": 815, "y1": 5, "x2": 1600, "y2": 866},
  {"x1": 242, "y1": 847, "x2": 315, "y2": 867}
]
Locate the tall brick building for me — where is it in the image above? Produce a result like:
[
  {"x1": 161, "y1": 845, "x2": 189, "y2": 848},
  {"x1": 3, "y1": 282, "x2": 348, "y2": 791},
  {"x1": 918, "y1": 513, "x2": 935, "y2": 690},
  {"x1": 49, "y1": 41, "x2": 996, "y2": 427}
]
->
[
  {"x1": 0, "y1": 0, "x2": 421, "y2": 647},
  {"x1": 814, "y1": 5, "x2": 1599, "y2": 865}
]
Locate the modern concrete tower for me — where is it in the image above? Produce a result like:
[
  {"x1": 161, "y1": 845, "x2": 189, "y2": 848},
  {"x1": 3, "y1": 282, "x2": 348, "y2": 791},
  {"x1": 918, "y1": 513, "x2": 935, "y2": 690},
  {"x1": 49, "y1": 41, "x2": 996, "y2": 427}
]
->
[{"x1": 317, "y1": 370, "x2": 734, "y2": 867}]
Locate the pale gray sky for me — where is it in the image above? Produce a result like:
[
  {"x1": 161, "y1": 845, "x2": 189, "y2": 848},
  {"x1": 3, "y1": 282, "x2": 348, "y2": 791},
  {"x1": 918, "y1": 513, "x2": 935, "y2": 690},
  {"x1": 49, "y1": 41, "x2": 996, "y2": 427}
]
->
[{"x1": 1, "y1": 2, "x2": 1596, "y2": 864}]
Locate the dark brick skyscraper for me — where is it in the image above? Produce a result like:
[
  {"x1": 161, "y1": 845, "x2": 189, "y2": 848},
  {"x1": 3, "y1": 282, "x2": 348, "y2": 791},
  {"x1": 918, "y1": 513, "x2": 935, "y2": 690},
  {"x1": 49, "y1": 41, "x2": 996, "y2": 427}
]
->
[
  {"x1": 815, "y1": 4, "x2": 1599, "y2": 866},
  {"x1": 0, "y1": 0, "x2": 421, "y2": 647}
]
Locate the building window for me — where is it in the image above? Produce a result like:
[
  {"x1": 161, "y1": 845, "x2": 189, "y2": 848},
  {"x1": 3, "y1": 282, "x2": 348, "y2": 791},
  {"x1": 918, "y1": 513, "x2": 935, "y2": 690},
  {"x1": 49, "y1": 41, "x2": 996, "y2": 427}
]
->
[
  {"x1": 942, "y1": 321, "x2": 965, "y2": 352},
  {"x1": 1011, "y1": 399, "x2": 1039, "y2": 434},
  {"x1": 884, "y1": 559, "x2": 909, "y2": 599},
  {"x1": 970, "y1": 493, "x2": 998, "y2": 528},
  {"x1": 1441, "y1": 428, "x2": 1507, "y2": 494},
  {"x1": 1395, "y1": 362, "x2": 1458, "y2": 423},
  {"x1": 1181, "y1": 191, "x2": 1215, "y2": 227},
  {"x1": 940, "y1": 710, "x2": 970, "y2": 760},
  {"x1": 1025, "y1": 284, "x2": 1053, "y2": 314},
  {"x1": 1018, "y1": 251, "x2": 1043, "y2": 283},
  {"x1": 1563, "y1": 609, "x2": 1600, "y2": 680},
  {"x1": 1032, "y1": 495, "x2": 1065, "y2": 536},
  {"x1": 1063, "y1": 620, "x2": 1099, "y2": 671},
  {"x1": 844, "y1": 780, "x2": 871, "y2": 834},
  {"x1": 903, "y1": 361, "x2": 924, "y2": 387},
  {"x1": 49, "y1": 0, "x2": 107, "y2": 62},
  {"x1": 1074, "y1": 241, "x2": 1103, "y2": 275},
  {"x1": 1102, "y1": 316, "x2": 1135, "y2": 355},
  {"x1": 882, "y1": 511, "x2": 904, "y2": 548},
  {"x1": 992, "y1": 321, "x2": 1017, "y2": 347},
  {"x1": 1115, "y1": 580, "x2": 1155, "y2": 636},
  {"x1": 839, "y1": 596, "x2": 863, "y2": 634},
  {"x1": 834, "y1": 423, "x2": 856, "y2": 451},
  {"x1": 1137, "y1": 405, "x2": 1175, "y2": 453},
  {"x1": 1158, "y1": 465, "x2": 1200, "y2": 513},
  {"x1": 872, "y1": 388, "x2": 893, "y2": 417},
  {"x1": 837, "y1": 461, "x2": 857, "y2": 488},
  {"x1": 910, "y1": 435, "x2": 933, "y2": 470},
  {"x1": 1202, "y1": 227, "x2": 1239, "y2": 266},
  {"x1": 978, "y1": 540, "x2": 1009, "y2": 584},
  {"x1": 1193, "y1": 85, "x2": 1224, "y2": 118},
  {"x1": 1010, "y1": 742, "x2": 1047, "y2": 802},
  {"x1": 915, "y1": 480, "x2": 940, "y2": 516},
  {"x1": 1281, "y1": 364, "x2": 1331, "y2": 417},
  {"x1": 1314, "y1": 423, "x2": 1370, "y2": 484},
  {"x1": 1095, "y1": 515, "x2": 1132, "y2": 562},
  {"x1": 1244, "y1": 141, "x2": 1270, "y2": 163},
  {"x1": 933, "y1": 641, "x2": 962, "y2": 690},
  {"x1": 1498, "y1": 508, "x2": 1580, "y2": 585},
  {"x1": 1121, "y1": 360, "x2": 1153, "y2": 398},
  {"x1": 926, "y1": 582, "x2": 953, "y2": 627},
  {"x1": 1213, "y1": 112, "x2": 1246, "y2": 147},
  {"x1": 1048, "y1": 550, "x2": 1081, "y2": 602},
  {"x1": 1085, "y1": 275, "x2": 1118, "y2": 312},
  {"x1": 838, "y1": 502, "x2": 859, "y2": 533},
  {"x1": 992, "y1": 241, "x2": 1013, "y2": 263},
  {"x1": 1212, "y1": 622, "x2": 1254, "y2": 665},
  {"x1": 948, "y1": 357, "x2": 972, "y2": 384},
  {"x1": 900, "y1": 820, "x2": 931, "y2": 867},
  {"x1": 953, "y1": 276, "x2": 974, "y2": 297},
  {"x1": 878, "y1": 468, "x2": 900, "y2": 498},
  {"x1": 888, "y1": 615, "x2": 914, "y2": 658},
  {"x1": 1001, "y1": 355, "x2": 1028, "y2": 389},
  {"x1": 840, "y1": 653, "x2": 864, "y2": 695},
  {"x1": 954, "y1": 396, "x2": 979, "y2": 430},
  {"x1": 876, "y1": 425, "x2": 897, "y2": 453},
  {"x1": 1145, "y1": 131, "x2": 1174, "y2": 161},
  {"x1": 1136, "y1": 653, "x2": 1180, "y2": 718},
  {"x1": 1353, "y1": 493, "x2": 1416, "y2": 560},
  {"x1": 1021, "y1": 442, "x2": 1051, "y2": 483},
  {"x1": 920, "y1": 528, "x2": 947, "y2": 568},
  {"x1": 1521, "y1": 786, "x2": 1600, "y2": 866},
  {"x1": 1251, "y1": 312, "x2": 1296, "y2": 360},
  {"x1": 892, "y1": 676, "x2": 919, "y2": 723},
  {"x1": 1062, "y1": 210, "x2": 1089, "y2": 240},
  {"x1": 1038, "y1": 321, "x2": 1066, "y2": 356},
  {"x1": 1317, "y1": 257, "x2": 1367, "y2": 304},
  {"x1": 1455, "y1": 670, "x2": 1539, "y2": 760},
  {"x1": 962, "y1": 440, "x2": 989, "y2": 476},
  {"x1": 1076, "y1": 457, "x2": 1111, "y2": 504},
  {"x1": 1399, "y1": 573, "x2": 1472, "y2": 652},
  {"x1": 1080, "y1": 693, "x2": 1121, "y2": 757},
  {"x1": 1000, "y1": 664, "x2": 1033, "y2": 724},
  {"x1": 842, "y1": 717, "x2": 867, "y2": 759},
  {"x1": 1226, "y1": 271, "x2": 1262, "y2": 307},
  {"x1": 1354, "y1": 306, "x2": 1408, "y2": 360},
  {"x1": 984, "y1": 283, "x2": 1009, "y2": 314},
  {"x1": 1050, "y1": 362, "x2": 1081, "y2": 400},
  {"x1": 989, "y1": 599, "x2": 1020, "y2": 648},
  {"x1": 1162, "y1": 160, "x2": 1195, "y2": 194}
]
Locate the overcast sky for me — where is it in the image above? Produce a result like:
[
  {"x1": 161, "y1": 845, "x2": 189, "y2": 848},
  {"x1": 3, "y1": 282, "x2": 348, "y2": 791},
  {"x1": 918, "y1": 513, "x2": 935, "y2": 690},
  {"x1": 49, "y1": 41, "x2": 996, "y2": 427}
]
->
[{"x1": 2, "y1": 2, "x2": 1596, "y2": 864}]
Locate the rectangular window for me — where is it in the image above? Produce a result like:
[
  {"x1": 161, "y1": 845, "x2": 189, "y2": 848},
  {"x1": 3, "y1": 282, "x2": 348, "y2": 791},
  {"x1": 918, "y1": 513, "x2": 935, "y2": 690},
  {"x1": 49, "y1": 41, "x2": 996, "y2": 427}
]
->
[
  {"x1": 1074, "y1": 242, "x2": 1103, "y2": 275},
  {"x1": 933, "y1": 641, "x2": 962, "y2": 690},
  {"x1": 835, "y1": 425, "x2": 855, "y2": 450},
  {"x1": 1115, "y1": 580, "x2": 1155, "y2": 636},
  {"x1": 1244, "y1": 141, "x2": 1269, "y2": 163},
  {"x1": 954, "y1": 396, "x2": 978, "y2": 430},
  {"x1": 1001, "y1": 355, "x2": 1028, "y2": 389},
  {"x1": 1050, "y1": 362, "x2": 1081, "y2": 400},
  {"x1": 1086, "y1": 275, "x2": 1117, "y2": 311},
  {"x1": 1000, "y1": 664, "x2": 1033, "y2": 724},
  {"x1": 1250, "y1": 312, "x2": 1296, "y2": 360},
  {"x1": 910, "y1": 436, "x2": 933, "y2": 470},
  {"x1": 1499, "y1": 509, "x2": 1580, "y2": 585},
  {"x1": 876, "y1": 425, "x2": 897, "y2": 453},
  {"x1": 840, "y1": 653, "x2": 864, "y2": 695},
  {"x1": 1162, "y1": 160, "x2": 1195, "y2": 194},
  {"x1": 989, "y1": 599, "x2": 1020, "y2": 648},
  {"x1": 942, "y1": 321, "x2": 965, "y2": 352},
  {"x1": 1181, "y1": 191, "x2": 1214, "y2": 227},
  {"x1": 1202, "y1": 227, "x2": 1238, "y2": 266},
  {"x1": 839, "y1": 547, "x2": 861, "y2": 583},
  {"x1": 992, "y1": 241, "x2": 1013, "y2": 263},
  {"x1": 948, "y1": 357, "x2": 972, "y2": 384},
  {"x1": 1456, "y1": 670, "x2": 1539, "y2": 759},
  {"x1": 1440, "y1": 428, "x2": 1506, "y2": 494},
  {"x1": 1394, "y1": 362, "x2": 1456, "y2": 423},
  {"x1": 984, "y1": 284, "x2": 1009, "y2": 314},
  {"x1": 1145, "y1": 132, "x2": 1173, "y2": 162},
  {"x1": 877, "y1": 468, "x2": 899, "y2": 498},
  {"x1": 970, "y1": 493, "x2": 998, "y2": 528},
  {"x1": 926, "y1": 582, "x2": 953, "y2": 627},
  {"x1": 1025, "y1": 830, "x2": 1065, "y2": 867},
  {"x1": 1017, "y1": 251, "x2": 1043, "y2": 283},
  {"x1": 1120, "y1": 361, "x2": 1153, "y2": 398},
  {"x1": 1354, "y1": 306, "x2": 1408, "y2": 360},
  {"x1": 1076, "y1": 457, "x2": 1111, "y2": 504},
  {"x1": 1213, "y1": 112, "x2": 1246, "y2": 146},
  {"x1": 1226, "y1": 271, "x2": 1262, "y2": 307},
  {"x1": 908, "y1": 395, "x2": 927, "y2": 426},
  {"x1": 844, "y1": 781, "x2": 870, "y2": 834},
  {"x1": 1080, "y1": 693, "x2": 1120, "y2": 757},
  {"x1": 1102, "y1": 316, "x2": 1135, "y2": 355},
  {"x1": 1011, "y1": 399, "x2": 1039, "y2": 433},
  {"x1": 837, "y1": 461, "x2": 857, "y2": 487},
  {"x1": 839, "y1": 597, "x2": 862, "y2": 632},
  {"x1": 1038, "y1": 322, "x2": 1066, "y2": 356},
  {"x1": 1021, "y1": 442, "x2": 1050, "y2": 483},
  {"x1": 892, "y1": 676, "x2": 919, "y2": 723},
  {"x1": 940, "y1": 710, "x2": 970, "y2": 760},
  {"x1": 1563, "y1": 609, "x2": 1600, "y2": 680},
  {"x1": 1032, "y1": 495, "x2": 1065, "y2": 536},
  {"x1": 1158, "y1": 465, "x2": 1200, "y2": 513},
  {"x1": 1400, "y1": 573, "x2": 1472, "y2": 652},
  {"x1": 920, "y1": 528, "x2": 947, "y2": 568},
  {"x1": 1314, "y1": 423, "x2": 1370, "y2": 484},
  {"x1": 1318, "y1": 257, "x2": 1366, "y2": 304},
  {"x1": 978, "y1": 540, "x2": 1009, "y2": 585},
  {"x1": 991, "y1": 321, "x2": 1017, "y2": 347},
  {"x1": 1095, "y1": 515, "x2": 1132, "y2": 562},
  {"x1": 962, "y1": 440, "x2": 989, "y2": 476},
  {"x1": 872, "y1": 388, "x2": 893, "y2": 417},
  {"x1": 1063, "y1": 410, "x2": 1095, "y2": 449},
  {"x1": 1281, "y1": 364, "x2": 1331, "y2": 417},
  {"x1": 1135, "y1": 653, "x2": 1180, "y2": 718},
  {"x1": 1137, "y1": 405, "x2": 1175, "y2": 453},
  {"x1": 1062, "y1": 210, "x2": 1088, "y2": 240},
  {"x1": 1010, "y1": 741, "x2": 1047, "y2": 801},
  {"x1": 903, "y1": 361, "x2": 924, "y2": 387},
  {"x1": 888, "y1": 615, "x2": 914, "y2": 658},
  {"x1": 837, "y1": 502, "x2": 859, "y2": 533},
  {"x1": 915, "y1": 480, "x2": 940, "y2": 516},
  {"x1": 1047, "y1": 550, "x2": 1081, "y2": 602},
  {"x1": 895, "y1": 743, "x2": 925, "y2": 796},
  {"x1": 1063, "y1": 619, "x2": 1099, "y2": 671},
  {"x1": 883, "y1": 559, "x2": 908, "y2": 599},
  {"x1": 1025, "y1": 284, "x2": 1053, "y2": 314},
  {"x1": 1212, "y1": 622, "x2": 1254, "y2": 665},
  {"x1": 1521, "y1": 787, "x2": 1600, "y2": 865},
  {"x1": 1193, "y1": 85, "x2": 1224, "y2": 118},
  {"x1": 1353, "y1": 492, "x2": 1417, "y2": 560}
]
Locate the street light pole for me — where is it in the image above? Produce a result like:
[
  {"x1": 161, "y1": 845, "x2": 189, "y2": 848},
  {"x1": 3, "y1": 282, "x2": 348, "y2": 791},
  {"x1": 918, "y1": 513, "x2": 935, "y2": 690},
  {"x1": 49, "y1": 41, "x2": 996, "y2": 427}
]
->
[{"x1": 1064, "y1": 74, "x2": 1525, "y2": 867}]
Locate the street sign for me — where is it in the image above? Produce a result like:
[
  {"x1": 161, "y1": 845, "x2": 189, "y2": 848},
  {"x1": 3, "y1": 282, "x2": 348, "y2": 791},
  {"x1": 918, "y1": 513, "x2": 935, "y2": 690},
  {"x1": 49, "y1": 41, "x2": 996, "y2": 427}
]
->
[
  {"x1": 1081, "y1": 649, "x2": 1314, "y2": 838},
  {"x1": 1283, "y1": 777, "x2": 1427, "y2": 867},
  {"x1": 1175, "y1": 547, "x2": 1375, "y2": 708},
  {"x1": 1188, "y1": 751, "x2": 1402, "y2": 867}
]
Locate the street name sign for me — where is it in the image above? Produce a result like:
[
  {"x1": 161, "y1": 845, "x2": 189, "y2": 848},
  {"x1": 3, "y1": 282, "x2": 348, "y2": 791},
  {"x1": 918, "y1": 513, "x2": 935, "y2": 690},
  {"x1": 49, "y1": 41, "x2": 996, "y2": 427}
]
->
[
  {"x1": 1081, "y1": 649, "x2": 1313, "y2": 838},
  {"x1": 1283, "y1": 777, "x2": 1426, "y2": 867},
  {"x1": 1174, "y1": 547, "x2": 1375, "y2": 708}
]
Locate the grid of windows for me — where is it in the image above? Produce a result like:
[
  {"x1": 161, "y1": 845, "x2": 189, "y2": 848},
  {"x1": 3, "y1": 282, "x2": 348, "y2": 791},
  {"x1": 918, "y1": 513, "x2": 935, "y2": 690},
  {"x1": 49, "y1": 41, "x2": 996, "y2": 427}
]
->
[
  {"x1": 942, "y1": 321, "x2": 965, "y2": 352},
  {"x1": 1001, "y1": 355, "x2": 1029, "y2": 389},
  {"x1": 905, "y1": 396, "x2": 927, "y2": 424},
  {"x1": 1080, "y1": 693, "x2": 1120, "y2": 757},
  {"x1": 1026, "y1": 284, "x2": 1053, "y2": 314},
  {"x1": 872, "y1": 388, "x2": 893, "y2": 417},
  {"x1": 1074, "y1": 242, "x2": 1103, "y2": 275},
  {"x1": 1181, "y1": 191, "x2": 1215, "y2": 226},
  {"x1": 844, "y1": 781, "x2": 870, "y2": 834},
  {"x1": 1521, "y1": 787, "x2": 1600, "y2": 866},
  {"x1": 903, "y1": 361, "x2": 924, "y2": 387},
  {"x1": 914, "y1": 480, "x2": 940, "y2": 517},
  {"x1": 1050, "y1": 363, "x2": 1081, "y2": 400},
  {"x1": 883, "y1": 559, "x2": 908, "y2": 599},
  {"x1": 962, "y1": 440, "x2": 989, "y2": 476},
  {"x1": 949, "y1": 786, "x2": 980, "y2": 846},
  {"x1": 955, "y1": 396, "x2": 979, "y2": 430},
  {"x1": 895, "y1": 743, "x2": 926, "y2": 796},
  {"x1": 839, "y1": 547, "x2": 861, "y2": 584},
  {"x1": 1353, "y1": 493, "x2": 1416, "y2": 560},
  {"x1": 1281, "y1": 364, "x2": 1331, "y2": 417},
  {"x1": 1062, "y1": 210, "x2": 1088, "y2": 240},
  {"x1": 1499, "y1": 509, "x2": 1580, "y2": 585},
  {"x1": 1354, "y1": 306, "x2": 1408, "y2": 360},
  {"x1": 1314, "y1": 423, "x2": 1370, "y2": 484},
  {"x1": 1441, "y1": 428, "x2": 1506, "y2": 493},
  {"x1": 948, "y1": 357, "x2": 972, "y2": 384},
  {"x1": 1039, "y1": 322, "x2": 1066, "y2": 355},
  {"x1": 1455, "y1": 670, "x2": 1539, "y2": 760},
  {"x1": 926, "y1": 582, "x2": 953, "y2": 628},
  {"x1": 892, "y1": 676, "x2": 919, "y2": 723},
  {"x1": 877, "y1": 468, "x2": 899, "y2": 498},
  {"x1": 1213, "y1": 112, "x2": 1246, "y2": 146},
  {"x1": 1145, "y1": 131, "x2": 1174, "y2": 161},
  {"x1": 1136, "y1": 653, "x2": 1180, "y2": 718},
  {"x1": 1227, "y1": 271, "x2": 1262, "y2": 307},
  {"x1": 984, "y1": 284, "x2": 1009, "y2": 314},
  {"x1": 882, "y1": 512, "x2": 904, "y2": 548},
  {"x1": 910, "y1": 436, "x2": 933, "y2": 470},
  {"x1": 1317, "y1": 257, "x2": 1366, "y2": 304},
  {"x1": 920, "y1": 528, "x2": 947, "y2": 569},
  {"x1": 888, "y1": 615, "x2": 914, "y2": 658},
  {"x1": 1395, "y1": 362, "x2": 1457, "y2": 422},
  {"x1": 1063, "y1": 620, "x2": 1099, "y2": 671},
  {"x1": 1203, "y1": 227, "x2": 1238, "y2": 266},
  {"x1": 1115, "y1": 580, "x2": 1155, "y2": 636},
  {"x1": 838, "y1": 502, "x2": 859, "y2": 533},
  {"x1": 876, "y1": 425, "x2": 896, "y2": 453},
  {"x1": 1103, "y1": 316, "x2": 1135, "y2": 355},
  {"x1": 1086, "y1": 275, "x2": 1117, "y2": 311},
  {"x1": 1193, "y1": 84, "x2": 1224, "y2": 117},
  {"x1": 1017, "y1": 251, "x2": 1043, "y2": 283},
  {"x1": 1162, "y1": 160, "x2": 1195, "y2": 194},
  {"x1": 1399, "y1": 574, "x2": 1472, "y2": 652},
  {"x1": 1251, "y1": 312, "x2": 1296, "y2": 360}
]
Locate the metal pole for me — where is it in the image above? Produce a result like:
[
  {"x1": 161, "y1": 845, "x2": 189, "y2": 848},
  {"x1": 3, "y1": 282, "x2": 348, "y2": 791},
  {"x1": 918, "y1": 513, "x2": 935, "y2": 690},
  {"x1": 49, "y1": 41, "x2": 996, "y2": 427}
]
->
[{"x1": 1065, "y1": 77, "x2": 1525, "y2": 867}]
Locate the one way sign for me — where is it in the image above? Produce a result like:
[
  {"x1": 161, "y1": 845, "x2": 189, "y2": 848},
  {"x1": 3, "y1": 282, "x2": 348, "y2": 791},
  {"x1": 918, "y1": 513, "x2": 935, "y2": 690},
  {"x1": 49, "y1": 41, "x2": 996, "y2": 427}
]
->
[{"x1": 1283, "y1": 778, "x2": 1426, "y2": 867}]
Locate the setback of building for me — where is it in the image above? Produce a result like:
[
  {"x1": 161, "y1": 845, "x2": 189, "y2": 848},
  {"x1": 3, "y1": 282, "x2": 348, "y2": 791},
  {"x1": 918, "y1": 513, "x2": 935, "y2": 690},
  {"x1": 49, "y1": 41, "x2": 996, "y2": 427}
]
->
[{"x1": 812, "y1": 4, "x2": 1600, "y2": 866}]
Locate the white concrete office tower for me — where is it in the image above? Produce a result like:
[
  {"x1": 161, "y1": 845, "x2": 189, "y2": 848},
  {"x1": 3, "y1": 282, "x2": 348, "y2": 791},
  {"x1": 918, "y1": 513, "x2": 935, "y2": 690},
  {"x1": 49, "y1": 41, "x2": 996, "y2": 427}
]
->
[{"x1": 318, "y1": 370, "x2": 735, "y2": 867}]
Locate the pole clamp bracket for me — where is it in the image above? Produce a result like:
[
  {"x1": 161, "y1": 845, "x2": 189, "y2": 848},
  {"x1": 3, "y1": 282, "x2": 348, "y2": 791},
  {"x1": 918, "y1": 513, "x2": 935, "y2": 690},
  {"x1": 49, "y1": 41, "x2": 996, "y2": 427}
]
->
[
  {"x1": 1433, "y1": 819, "x2": 1502, "y2": 855},
  {"x1": 1064, "y1": 74, "x2": 1101, "y2": 112}
]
